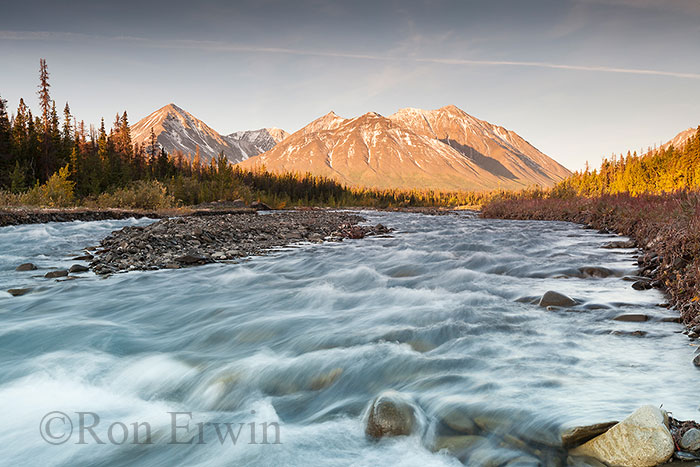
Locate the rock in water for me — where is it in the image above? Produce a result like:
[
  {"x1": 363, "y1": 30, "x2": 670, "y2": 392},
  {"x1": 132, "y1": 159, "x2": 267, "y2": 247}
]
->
[
  {"x1": 69, "y1": 264, "x2": 89, "y2": 273},
  {"x1": 561, "y1": 421, "x2": 618, "y2": 448},
  {"x1": 365, "y1": 391, "x2": 416, "y2": 439},
  {"x1": 7, "y1": 288, "x2": 32, "y2": 297},
  {"x1": 539, "y1": 291, "x2": 576, "y2": 308},
  {"x1": 44, "y1": 270, "x2": 69, "y2": 279},
  {"x1": 15, "y1": 263, "x2": 37, "y2": 271},
  {"x1": 570, "y1": 406, "x2": 674, "y2": 467},
  {"x1": 693, "y1": 355, "x2": 700, "y2": 367},
  {"x1": 680, "y1": 428, "x2": 700, "y2": 451}
]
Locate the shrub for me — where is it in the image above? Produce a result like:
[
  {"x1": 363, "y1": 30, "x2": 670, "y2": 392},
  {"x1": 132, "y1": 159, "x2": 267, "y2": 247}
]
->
[{"x1": 95, "y1": 180, "x2": 176, "y2": 210}]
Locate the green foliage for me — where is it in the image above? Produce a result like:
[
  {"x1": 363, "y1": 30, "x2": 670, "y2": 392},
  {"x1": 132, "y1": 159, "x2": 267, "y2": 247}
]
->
[{"x1": 92, "y1": 180, "x2": 176, "y2": 210}]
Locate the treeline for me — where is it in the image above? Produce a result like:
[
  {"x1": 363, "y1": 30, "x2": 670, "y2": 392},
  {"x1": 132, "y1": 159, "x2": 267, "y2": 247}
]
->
[
  {"x1": 0, "y1": 59, "x2": 498, "y2": 209},
  {"x1": 551, "y1": 128, "x2": 700, "y2": 197}
]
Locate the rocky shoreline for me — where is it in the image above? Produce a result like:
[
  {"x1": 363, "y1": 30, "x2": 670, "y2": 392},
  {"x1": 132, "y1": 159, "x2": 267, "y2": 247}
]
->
[
  {"x1": 0, "y1": 208, "x2": 164, "y2": 227},
  {"x1": 89, "y1": 210, "x2": 392, "y2": 274}
]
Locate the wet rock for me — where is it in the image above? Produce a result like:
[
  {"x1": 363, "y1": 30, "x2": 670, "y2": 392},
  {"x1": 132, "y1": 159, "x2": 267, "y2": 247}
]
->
[
  {"x1": 693, "y1": 355, "x2": 700, "y2": 367},
  {"x1": 570, "y1": 406, "x2": 674, "y2": 467},
  {"x1": 566, "y1": 454, "x2": 608, "y2": 467},
  {"x1": 211, "y1": 251, "x2": 227, "y2": 260},
  {"x1": 440, "y1": 407, "x2": 478, "y2": 434},
  {"x1": 309, "y1": 368, "x2": 343, "y2": 391},
  {"x1": 72, "y1": 254, "x2": 94, "y2": 261},
  {"x1": 680, "y1": 428, "x2": 700, "y2": 451},
  {"x1": 602, "y1": 240, "x2": 635, "y2": 249},
  {"x1": 613, "y1": 314, "x2": 649, "y2": 322},
  {"x1": 44, "y1": 270, "x2": 69, "y2": 279},
  {"x1": 15, "y1": 263, "x2": 37, "y2": 271},
  {"x1": 561, "y1": 421, "x2": 618, "y2": 448},
  {"x1": 632, "y1": 280, "x2": 653, "y2": 291},
  {"x1": 164, "y1": 263, "x2": 181, "y2": 269},
  {"x1": 660, "y1": 316, "x2": 681, "y2": 323},
  {"x1": 433, "y1": 434, "x2": 487, "y2": 454},
  {"x1": 674, "y1": 451, "x2": 700, "y2": 462},
  {"x1": 175, "y1": 254, "x2": 210, "y2": 265},
  {"x1": 365, "y1": 391, "x2": 416, "y2": 439},
  {"x1": 539, "y1": 291, "x2": 576, "y2": 308},
  {"x1": 611, "y1": 330, "x2": 648, "y2": 337},
  {"x1": 69, "y1": 264, "x2": 89, "y2": 273},
  {"x1": 7, "y1": 288, "x2": 32, "y2": 296},
  {"x1": 579, "y1": 266, "x2": 614, "y2": 278}
]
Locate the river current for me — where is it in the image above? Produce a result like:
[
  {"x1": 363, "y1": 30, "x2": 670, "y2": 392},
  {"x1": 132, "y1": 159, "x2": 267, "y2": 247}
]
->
[{"x1": 0, "y1": 211, "x2": 698, "y2": 466}]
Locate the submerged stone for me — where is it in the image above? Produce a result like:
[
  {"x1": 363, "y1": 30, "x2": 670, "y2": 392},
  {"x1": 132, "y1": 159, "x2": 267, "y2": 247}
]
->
[
  {"x1": 7, "y1": 288, "x2": 32, "y2": 296},
  {"x1": 570, "y1": 406, "x2": 673, "y2": 467},
  {"x1": 613, "y1": 314, "x2": 649, "y2": 322},
  {"x1": 579, "y1": 266, "x2": 614, "y2": 278}
]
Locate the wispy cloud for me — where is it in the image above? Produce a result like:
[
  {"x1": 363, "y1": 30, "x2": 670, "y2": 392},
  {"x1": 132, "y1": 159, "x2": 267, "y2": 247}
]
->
[{"x1": 3, "y1": 30, "x2": 700, "y2": 80}]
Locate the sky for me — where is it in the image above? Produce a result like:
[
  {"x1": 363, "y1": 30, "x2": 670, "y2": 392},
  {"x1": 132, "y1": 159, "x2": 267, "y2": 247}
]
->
[{"x1": 1, "y1": 0, "x2": 699, "y2": 171}]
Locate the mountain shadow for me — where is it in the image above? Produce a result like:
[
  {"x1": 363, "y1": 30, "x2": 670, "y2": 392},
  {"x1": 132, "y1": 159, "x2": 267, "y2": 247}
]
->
[{"x1": 441, "y1": 139, "x2": 517, "y2": 180}]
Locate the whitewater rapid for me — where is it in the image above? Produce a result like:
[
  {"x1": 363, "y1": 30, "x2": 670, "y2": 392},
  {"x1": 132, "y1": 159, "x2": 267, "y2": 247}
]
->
[{"x1": 0, "y1": 211, "x2": 697, "y2": 466}]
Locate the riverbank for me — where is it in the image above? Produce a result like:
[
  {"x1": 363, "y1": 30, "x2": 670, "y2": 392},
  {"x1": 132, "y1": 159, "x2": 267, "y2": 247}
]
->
[
  {"x1": 89, "y1": 210, "x2": 392, "y2": 274},
  {"x1": 482, "y1": 192, "x2": 700, "y2": 328},
  {"x1": 0, "y1": 208, "x2": 168, "y2": 227}
]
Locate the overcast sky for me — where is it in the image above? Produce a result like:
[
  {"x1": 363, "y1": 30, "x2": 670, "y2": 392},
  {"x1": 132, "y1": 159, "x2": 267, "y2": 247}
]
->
[{"x1": 1, "y1": 0, "x2": 698, "y2": 170}]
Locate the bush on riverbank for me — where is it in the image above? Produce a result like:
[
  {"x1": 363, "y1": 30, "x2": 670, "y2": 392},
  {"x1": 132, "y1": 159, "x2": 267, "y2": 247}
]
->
[{"x1": 482, "y1": 191, "x2": 700, "y2": 326}]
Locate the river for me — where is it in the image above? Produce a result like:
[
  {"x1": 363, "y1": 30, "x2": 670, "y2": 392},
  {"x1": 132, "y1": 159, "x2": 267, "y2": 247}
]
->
[{"x1": 0, "y1": 211, "x2": 697, "y2": 466}]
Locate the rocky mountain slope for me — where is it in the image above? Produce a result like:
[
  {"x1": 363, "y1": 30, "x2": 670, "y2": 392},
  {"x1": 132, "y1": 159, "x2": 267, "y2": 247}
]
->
[
  {"x1": 130, "y1": 104, "x2": 288, "y2": 163},
  {"x1": 237, "y1": 105, "x2": 571, "y2": 190}
]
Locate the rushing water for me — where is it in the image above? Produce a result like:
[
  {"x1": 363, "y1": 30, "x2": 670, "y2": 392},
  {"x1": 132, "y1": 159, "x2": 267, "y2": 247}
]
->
[{"x1": 0, "y1": 211, "x2": 698, "y2": 466}]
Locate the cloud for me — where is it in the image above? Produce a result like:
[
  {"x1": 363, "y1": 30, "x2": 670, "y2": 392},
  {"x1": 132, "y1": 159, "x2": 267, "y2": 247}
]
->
[
  {"x1": 574, "y1": 0, "x2": 700, "y2": 14},
  {"x1": 2, "y1": 30, "x2": 700, "y2": 80}
]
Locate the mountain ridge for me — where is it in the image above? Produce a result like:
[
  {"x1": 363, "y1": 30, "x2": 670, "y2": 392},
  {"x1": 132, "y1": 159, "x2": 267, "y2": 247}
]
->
[
  {"x1": 237, "y1": 105, "x2": 571, "y2": 191},
  {"x1": 130, "y1": 103, "x2": 289, "y2": 163}
]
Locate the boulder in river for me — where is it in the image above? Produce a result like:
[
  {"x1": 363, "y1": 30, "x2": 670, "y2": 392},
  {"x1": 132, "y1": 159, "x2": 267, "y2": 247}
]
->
[
  {"x1": 570, "y1": 405, "x2": 674, "y2": 467},
  {"x1": 561, "y1": 421, "x2": 618, "y2": 448},
  {"x1": 15, "y1": 263, "x2": 37, "y2": 271},
  {"x1": 44, "y1": 270, "x2": 69, "y2": 279},
  {"x1": 693, "y1": 354, "x2": 700, "y2": 367},
  {"x1": 69, "y1": 264, "x2": 89, "y2": 273},
  {"x1": 365, "y1": 391, "x2": 416, "y2": 439},
  {"x1": 539, "y1": 291, "x2": 576, "y2": 308}
]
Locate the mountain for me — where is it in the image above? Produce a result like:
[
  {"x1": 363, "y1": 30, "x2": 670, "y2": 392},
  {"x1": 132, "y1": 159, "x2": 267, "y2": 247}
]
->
[
  {"x1": 130, "y1": 104, "x2": 288, "y2": 163},
  {"x1": 659, "y1": 127, "x2": 698, "y2": 152},
  {"x1": 237, "y1": 105, "x2": 571, "y2": 191}
]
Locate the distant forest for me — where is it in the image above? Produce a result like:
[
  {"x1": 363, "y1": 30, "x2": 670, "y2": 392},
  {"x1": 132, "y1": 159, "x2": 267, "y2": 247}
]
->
[
  {"x1": 0, "y1": 59, "x2": 490, "y2": 209},
  {"x1": 1, "y1": 59, "x2": 698, "y2": 210},
  {"x1": 550, "y1": 130, "x2": 700, "y2": 197}
]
